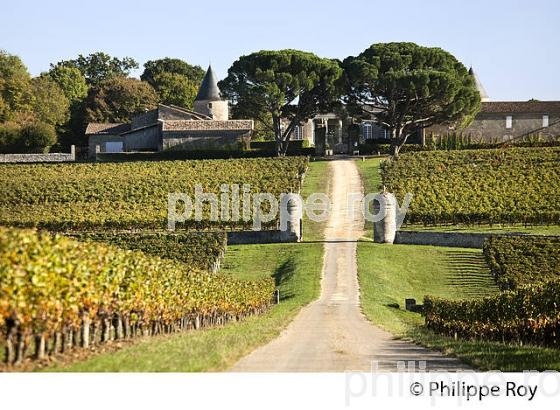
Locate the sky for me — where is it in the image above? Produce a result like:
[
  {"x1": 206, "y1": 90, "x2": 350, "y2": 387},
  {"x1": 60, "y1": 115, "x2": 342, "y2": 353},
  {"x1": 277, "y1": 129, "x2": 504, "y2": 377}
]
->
[{"x1": 1, "y1": 0, "x2": 559, "y2": 101}]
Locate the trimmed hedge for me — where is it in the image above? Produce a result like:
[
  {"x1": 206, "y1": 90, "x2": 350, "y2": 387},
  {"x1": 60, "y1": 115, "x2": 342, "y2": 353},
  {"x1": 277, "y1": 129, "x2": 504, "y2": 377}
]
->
[{"x1": 483, "y1": 236, "x2": 560, "y2": 290}]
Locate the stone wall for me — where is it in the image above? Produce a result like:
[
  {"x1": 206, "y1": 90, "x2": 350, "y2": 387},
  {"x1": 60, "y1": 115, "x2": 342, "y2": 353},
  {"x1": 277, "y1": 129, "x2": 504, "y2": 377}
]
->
[
  {"x1": 393, "y1": 230, "x2": 538, "y2": 248},
  {"x1": 193, "y1": 100, "x2": 229, "y2": 121},
  {"x1": 0, "y1": 146, "x2": 75, "y2": 163},
  {"x1": 88, "y1": 135, "x2": 125, "y2": 159}
]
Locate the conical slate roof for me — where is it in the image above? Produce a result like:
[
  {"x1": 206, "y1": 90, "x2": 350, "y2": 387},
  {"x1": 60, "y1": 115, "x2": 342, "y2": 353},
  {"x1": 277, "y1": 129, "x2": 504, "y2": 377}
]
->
[
  {"x1": 469, "y1": 67, "x2": 490, "y2": 102},
  {"x1": 195, "y1": 65, "x2": 222, "y2": 101}
]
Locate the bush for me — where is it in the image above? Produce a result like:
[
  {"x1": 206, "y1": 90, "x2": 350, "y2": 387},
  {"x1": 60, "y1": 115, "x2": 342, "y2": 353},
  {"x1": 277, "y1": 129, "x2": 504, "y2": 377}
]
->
[
  {"x1": 0, "y1": 122, "x2": 21, "y2": 153},
  {"x1": 18, "y1": 121, "x2": 57, "y2": 153},
  {"x1": 483, "y1": 236, "x2": 560, "y2": 290}
]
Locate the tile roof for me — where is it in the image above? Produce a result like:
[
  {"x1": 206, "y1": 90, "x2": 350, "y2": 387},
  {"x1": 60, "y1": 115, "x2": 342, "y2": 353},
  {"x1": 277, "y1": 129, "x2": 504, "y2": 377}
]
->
[
  {"x1": 480, "y1": 101, "x2": 560, "y2": 113},
  {"x1": 85, "y1": 123, "x2": 130, "y2": 135}
]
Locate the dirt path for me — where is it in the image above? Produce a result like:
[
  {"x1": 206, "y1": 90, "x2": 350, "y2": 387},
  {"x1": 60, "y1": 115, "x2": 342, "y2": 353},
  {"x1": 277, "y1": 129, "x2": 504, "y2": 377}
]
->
[{"x1": 231, "y1": 159, "x2": 468, "y2": 372}]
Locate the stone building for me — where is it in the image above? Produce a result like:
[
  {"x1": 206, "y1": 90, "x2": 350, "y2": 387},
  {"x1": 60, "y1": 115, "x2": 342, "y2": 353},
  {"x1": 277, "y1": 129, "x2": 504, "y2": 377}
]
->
[
  {"x1": 86, "y1": 66, "x2": 253, "y2": 157},
  {"x1": 292, "y1": 68, "x2": 560, "y2": 152},
  {"x1": 425, "y1": 68, "x2": 560, "y2": 143}
]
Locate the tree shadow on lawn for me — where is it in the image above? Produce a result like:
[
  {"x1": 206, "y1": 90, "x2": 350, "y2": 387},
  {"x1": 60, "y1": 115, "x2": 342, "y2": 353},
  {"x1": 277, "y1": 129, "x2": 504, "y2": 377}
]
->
[
  {"x1": 442, "y1": 250, "x2": 497, "y2": 298},
  {"x1": 273, "y1": 257, "x2": 296, "y2": 301}
]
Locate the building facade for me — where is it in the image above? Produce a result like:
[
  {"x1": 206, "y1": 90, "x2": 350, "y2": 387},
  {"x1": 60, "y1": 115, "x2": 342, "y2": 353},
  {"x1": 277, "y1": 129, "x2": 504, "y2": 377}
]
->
[{"x1": 86, "y1": 66, "x2": 253, "y2": 158}]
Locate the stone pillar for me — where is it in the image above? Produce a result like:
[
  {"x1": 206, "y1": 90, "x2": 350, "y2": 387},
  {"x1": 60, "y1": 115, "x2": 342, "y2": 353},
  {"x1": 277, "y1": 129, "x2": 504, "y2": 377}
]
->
[
  {"x1": 338, "y1": 119, "x2": 343, "y2": 144},
  {"x1": 95, "y1": 145, "x2": 101, "y2": 161},
  {"x1": 280, "y1": 194, "x2": 303, "y2": 242},
  {"x1": 373, "y1": 192, "x2": 397, "y2": 244},
  {"x1": 70, "y1": 145, "x2": 76, "y2": 160}
]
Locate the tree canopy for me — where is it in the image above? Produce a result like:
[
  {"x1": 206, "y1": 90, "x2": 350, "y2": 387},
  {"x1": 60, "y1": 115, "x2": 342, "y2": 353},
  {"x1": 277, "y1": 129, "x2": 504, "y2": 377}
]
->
[
  {"x1": 150, "y1": 72, "x2": 199, "y2": 109},
  {"x1": 51, "y1": 52, "x2": 138, "y2": 86},
  {"x1": 30, "y1": 76, "x2": 70, "y2": 126},
  {"x1": 219, "y1": 49, "x2": 342, "y2": 155},
  {"x1": 0, "y1": 50, "x2": 32, "y2": 122},
  {"x1": 342, "y1": 42, "x2": 480, "y2": 156},
  {"x1": 84, "y1": 77, "x2": 159, "y2": 123},
  {"x1": 42, "y1": 65, "x2": 88, "y2": 105},
  {"x1": 141, "y1": 58, "x2": 205, "y2": 86}
]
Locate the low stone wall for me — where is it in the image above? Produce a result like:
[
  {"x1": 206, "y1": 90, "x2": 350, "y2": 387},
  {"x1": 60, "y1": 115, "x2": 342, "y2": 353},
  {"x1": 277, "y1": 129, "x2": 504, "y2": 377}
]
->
[
  {"x1": 394, "y1": 230, "x2": 528, "y2": 248},
  {"x1": 227, "y1": 230, "x2": 298, "y2": 245},
  {"x1": 0, "y1": 146, "x2": 75, "y2": 163}
]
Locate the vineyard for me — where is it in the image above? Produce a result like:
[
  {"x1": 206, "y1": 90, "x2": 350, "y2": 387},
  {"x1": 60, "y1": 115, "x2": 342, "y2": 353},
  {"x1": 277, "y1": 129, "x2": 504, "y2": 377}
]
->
[
  {"x1": 381, "y1": 147, "x2": 560, "y2": 226},
  {"x1": 67, "y1": 231, "x2": 227, "y2": 272},
  {"x1": 424, "y1": 281, "x2": 560, "y2": 348},
  {"x1": 483, "y1": 236, "x2": 560, "y2": 290},
  {"x1": 0, "y1": 157, "x2": 308, "y2": 230},
  {"x1": 0, "y1": 227, "x2": 275, "y2": 366},
  {"x1": 423, "y1": 234, "x2": 560, "y2": 347}
]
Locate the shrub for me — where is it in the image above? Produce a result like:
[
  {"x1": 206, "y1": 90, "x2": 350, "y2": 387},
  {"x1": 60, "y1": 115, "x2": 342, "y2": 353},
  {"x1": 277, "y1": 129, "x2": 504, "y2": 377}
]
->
[
  {"x1": 0, "y1": 122, "x2": 21, "y2": 153},
  {"x1": 18, "y1": 121, "x2": 57, "y2": 153}
]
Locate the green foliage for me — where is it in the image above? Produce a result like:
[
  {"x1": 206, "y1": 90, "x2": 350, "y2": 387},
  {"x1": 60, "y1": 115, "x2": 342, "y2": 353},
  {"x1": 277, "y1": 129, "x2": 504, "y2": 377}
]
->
[
  {"x1": 483, "y1": 236, "x2": 560, "y2": 290},
  {"x1": 0, "y1": 157, "x2": 308, "y2": 230},
  {"x1": 84, "y1": 77, "x2": 159, "y2": 123},
  {"x1": 0, "y1": 50, "x2": 32, "y2": 121},
  {"x1": 0, "y1": 227, "x2": 274, "y2": 364},
  {"x1": 151, "y1": 72, "x2": 198, "y2": 109},
  {"x1": 29, "y1": 76, "x2": 70, "y2": 126},
  {"x1": 17, "y1": 121, "x2": 57, "y2": 153},
  {"x1": 382, "y1": 147, "x2": 560, "y2": 225},
  {"x1": 0, "y1": 122, "x2": 21, "y2": 153},
  {"x1": 42, "y1": 66, "x2": 88, "y2": 105},
  {"x1": 141, "y1": 58, "x2": 205, "y2": 86},
  {"x1": 219, "y1": 49, "x2": 342, "y2": 155},
  {"x1": 424, "y1": 281, "x2": 560, "y2": 348},
  {"x1": 0, "y1": 121, "x2": 56, "y2": 153},
  {"x1": 342, "y1": 42, "x2": 480, "y2": 156},
  {"x1": 67, "y1": 231, "x2": 227, "y2": 272},
  {"x1": 51, "y1": 52, "x2": 138, "y2": 86}
]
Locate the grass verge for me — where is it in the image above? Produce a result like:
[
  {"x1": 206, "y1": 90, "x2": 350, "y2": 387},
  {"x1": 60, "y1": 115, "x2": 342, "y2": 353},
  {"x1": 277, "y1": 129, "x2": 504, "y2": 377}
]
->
[{"x1": 357, "y1": 242, "x2": 560, "y2": 371}]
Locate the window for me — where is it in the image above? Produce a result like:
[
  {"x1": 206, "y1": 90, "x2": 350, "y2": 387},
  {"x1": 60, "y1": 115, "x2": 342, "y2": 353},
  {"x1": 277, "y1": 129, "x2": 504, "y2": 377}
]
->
[
  {"x1": 293, "y1": 125, "x2": 303, "y2": 140},
  {"x1": 363, "y1": 123, "x2": 373, "y2": 139},
  {"x1": 383, "y1": 129, "x2": 390, "y2": 139},
  {"x1": 506, "y1": 115, "x2": 513, "y2": 129},
  {"x1": 105, "y1": 141, "x2": 123, "y2": 153},
  {"x1": 543, "y1": 115, "x2": 549, "y2": 128}
]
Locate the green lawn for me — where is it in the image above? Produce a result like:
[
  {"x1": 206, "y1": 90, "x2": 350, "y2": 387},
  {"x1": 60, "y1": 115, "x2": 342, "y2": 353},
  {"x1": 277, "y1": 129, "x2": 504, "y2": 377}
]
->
[
  {"x1": 357, "y1": 242, "x2": 560, "y2": 371},
  {"x1": 301, "y1": 159, "x2": 331, "y2": 242},
  {"x1": 49, "y1": 161, "x2": 330, "y2": 372},
  {"x1": 355, "y1": 157, "x2": 385, "y2": 235}
]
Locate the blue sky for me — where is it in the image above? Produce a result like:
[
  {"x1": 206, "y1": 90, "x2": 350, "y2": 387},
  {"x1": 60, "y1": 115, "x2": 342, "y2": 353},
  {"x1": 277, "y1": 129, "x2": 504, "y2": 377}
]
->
[{"x1": 2, "y1": 0, "x2": 559, "y2": 100}]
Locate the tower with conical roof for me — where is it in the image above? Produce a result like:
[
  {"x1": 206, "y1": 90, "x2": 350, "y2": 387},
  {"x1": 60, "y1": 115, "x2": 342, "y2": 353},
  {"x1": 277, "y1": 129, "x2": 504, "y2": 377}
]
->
[
  {"x1": 469, "y1": 67, "x2": 490, "y2": 102},
  {"x1": 193, "y1": 65, "x2": 229, "y2": 120}
]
